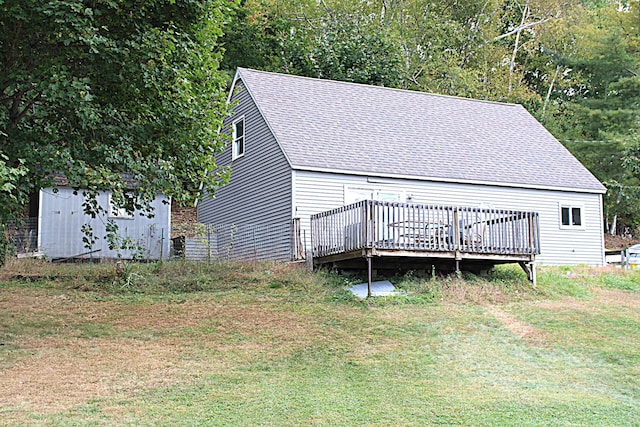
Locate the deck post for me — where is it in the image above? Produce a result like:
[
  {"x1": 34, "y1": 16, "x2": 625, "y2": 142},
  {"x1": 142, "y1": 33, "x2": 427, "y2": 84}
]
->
[
  {"x1": 366, "y1": 252, "x2": 372, "y2": 298},
  {"x1": 518, "y1": 261, "x2": 537, "y2": 286}
]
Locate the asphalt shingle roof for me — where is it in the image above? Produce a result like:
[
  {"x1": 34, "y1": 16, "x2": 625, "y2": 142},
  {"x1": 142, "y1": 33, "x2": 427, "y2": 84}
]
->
[{"x1": 236, "y1": 68, "x2": 605, "y2": 193}]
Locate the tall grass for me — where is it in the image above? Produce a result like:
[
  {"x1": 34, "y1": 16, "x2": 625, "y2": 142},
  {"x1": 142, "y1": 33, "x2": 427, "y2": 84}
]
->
[{"x1": 3, "y1": 259, "x2": 639, "y2": 302}]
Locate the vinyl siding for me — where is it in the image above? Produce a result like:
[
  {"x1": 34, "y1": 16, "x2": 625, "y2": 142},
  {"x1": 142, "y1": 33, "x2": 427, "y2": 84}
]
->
[
  {"x1": 197, "y1": 80, "x2": 293, "y2": 261},
  {"x1": 38, "y1": 187, "x2": 171, "y2": 259},
  {"x1": 294, "y1": 171, "x2": 605, "y2": 266}
]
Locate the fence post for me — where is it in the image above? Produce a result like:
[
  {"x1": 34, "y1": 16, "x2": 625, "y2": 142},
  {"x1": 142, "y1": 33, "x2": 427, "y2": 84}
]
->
[{"x1": 207, "y1": 225, "x2": 211, "y2": 263}]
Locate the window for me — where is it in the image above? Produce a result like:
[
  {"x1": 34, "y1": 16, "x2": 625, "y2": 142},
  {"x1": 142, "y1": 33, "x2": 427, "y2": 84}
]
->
[
  {"x1": 559, "y1": 204, "x2": 584, "y2": 229},
  {"x1": 109, "y1": 193, "x2": 134, "y2": 219},
  {"x1": 232, "y1": 117, "x2": 245, "y2": 160}
]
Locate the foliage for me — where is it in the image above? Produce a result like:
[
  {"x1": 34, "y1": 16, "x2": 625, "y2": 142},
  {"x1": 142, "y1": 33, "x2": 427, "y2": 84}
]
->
[
  {"x1": 0, "y1": 222, "x2": 8, "y2": 267},
  {"x1": 278, "y1": 14, "x2": 403, "y2": 86},
  {"x1": 222, "y1": 2, "x2": 403, "y2": 86},
  {"x1": 0, "y1": 0, "x2": 235, "y2": 225}
]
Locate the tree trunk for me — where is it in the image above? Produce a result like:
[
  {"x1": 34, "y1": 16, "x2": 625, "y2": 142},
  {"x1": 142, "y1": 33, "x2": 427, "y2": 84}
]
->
[
  {"x1": 608, "y1": 190, "x2": 623, "y2": 235},
  {"x1": 542, "y1": 64, "x2": 561, "y2": 120},
  {"x1": 609, "y1": 214, "x2": 618, "y2": 236},
  {"x1": 508, "y1": 2, "x2": 529, "y2": 95}
]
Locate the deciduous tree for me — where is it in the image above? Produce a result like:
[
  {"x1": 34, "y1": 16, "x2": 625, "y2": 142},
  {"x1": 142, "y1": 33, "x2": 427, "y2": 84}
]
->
[{"x1": 0, "y1": 0, "x2": 234, "y2": 223}]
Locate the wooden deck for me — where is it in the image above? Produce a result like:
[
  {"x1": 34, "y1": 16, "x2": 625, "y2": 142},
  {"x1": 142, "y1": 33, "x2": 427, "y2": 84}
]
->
[{"x1": 311, "y1": 200, "x2": 540, "y2": 287}]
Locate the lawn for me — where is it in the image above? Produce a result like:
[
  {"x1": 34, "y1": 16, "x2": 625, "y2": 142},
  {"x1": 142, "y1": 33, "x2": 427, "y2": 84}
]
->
[{"x1": 1, "y1": 260, "x2": 639, "y2": 426}]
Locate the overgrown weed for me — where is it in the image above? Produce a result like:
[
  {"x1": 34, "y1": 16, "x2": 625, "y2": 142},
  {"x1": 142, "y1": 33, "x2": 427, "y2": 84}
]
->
[
  {"x1": 1, "y1": 259, "x2": 638, "y2": 306},
  {"x1": 0, "y1": 259, "x2": 336, "y2": 301}
]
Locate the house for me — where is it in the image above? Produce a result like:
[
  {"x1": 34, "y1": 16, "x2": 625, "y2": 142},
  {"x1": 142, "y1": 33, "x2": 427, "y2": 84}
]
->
[
  {"x1": 26, "y1": 175, "x2": 171, "y2": 260},
  {"x1": 197, "y1": 68, "x2": 606, "y2": 271}
]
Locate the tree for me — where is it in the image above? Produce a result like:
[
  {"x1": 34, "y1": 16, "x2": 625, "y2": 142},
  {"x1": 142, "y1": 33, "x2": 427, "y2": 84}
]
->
[
  {"x1": 539, "y1": 1, "x2": 640, "y2": 234},
  {"x1": 277, "y1": 14, "x2": 403, "y2": 86},
  {"x1": 223, "y1": 1, "x2": 404, "y2": 87},
  {"x1": 0, "y1": 0, "x2": 234, "y2": 224}
]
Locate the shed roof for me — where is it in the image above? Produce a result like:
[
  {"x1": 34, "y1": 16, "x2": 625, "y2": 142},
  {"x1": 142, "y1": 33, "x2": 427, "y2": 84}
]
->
[{"x1": 235, "y1": 68, "x2": 605, "y2": 193}]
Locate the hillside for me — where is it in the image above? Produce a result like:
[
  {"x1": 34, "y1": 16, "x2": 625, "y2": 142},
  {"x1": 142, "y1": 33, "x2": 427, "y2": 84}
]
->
[{"x1": 1, "y1": 260, "x2": 639, "y2": 425}]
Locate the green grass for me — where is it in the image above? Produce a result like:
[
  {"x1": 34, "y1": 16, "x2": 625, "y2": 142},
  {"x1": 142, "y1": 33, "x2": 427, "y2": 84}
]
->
[{"x1": 1, "y1": 260, "x2": 639, "y2": 426}]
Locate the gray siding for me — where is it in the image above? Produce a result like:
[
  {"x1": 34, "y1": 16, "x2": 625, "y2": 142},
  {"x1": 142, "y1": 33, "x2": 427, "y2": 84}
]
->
[
  {"x1": 198, "y1": 80, "x2": 293, "y2": 261},
  {"x1": 294, "y1": 171, "x2": 605, "y2": 266},
  {"x1": 38, "y1": 187, "x2": 171, "y2": 259}
]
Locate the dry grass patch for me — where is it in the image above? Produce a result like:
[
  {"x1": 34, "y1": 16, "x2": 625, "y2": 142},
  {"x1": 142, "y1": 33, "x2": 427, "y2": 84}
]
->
[
  {"x1": 0, "y1": 336, "x2": 199, "y2": 414},
  {"x1": 0, "y1": 283, "x2": 353, "y2": 423},
  {"x1": 484, "y1": 305, "x2": 548, "y2": 345},
  {"x1": 592, "y1": 288, "x2": 640, "y2": 310}
]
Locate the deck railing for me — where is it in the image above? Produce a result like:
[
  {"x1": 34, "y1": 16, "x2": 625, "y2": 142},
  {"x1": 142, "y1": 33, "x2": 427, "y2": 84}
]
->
[{"x1": 311, "y1": 200, "x2": 540, "y2": 259}]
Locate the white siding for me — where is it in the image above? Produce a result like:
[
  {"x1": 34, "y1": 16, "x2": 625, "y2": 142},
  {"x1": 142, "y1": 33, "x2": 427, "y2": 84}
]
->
[
  {"x1": 293, "y1": 171, "x2": 605, "y2": 266},
  {"x1": 38, "y1": 187, "x2": 171, "y2": 260}
]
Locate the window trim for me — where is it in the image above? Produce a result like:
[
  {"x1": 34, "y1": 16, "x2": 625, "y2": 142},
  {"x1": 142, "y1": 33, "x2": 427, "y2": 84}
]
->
[
  {"x1": 559, "y1": 203, "x2": 585, "y2": 230},
  {"x1": 232, "y1": 116, "x2": 245, "y2": 160},
  {"x1": 108, "y1": 193, "x2": 134, "y2": 219}
]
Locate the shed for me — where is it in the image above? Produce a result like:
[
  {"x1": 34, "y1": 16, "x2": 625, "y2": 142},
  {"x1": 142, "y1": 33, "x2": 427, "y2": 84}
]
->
[{"x1": 28, "y1": 176, "x2": 171, "y2": 260}]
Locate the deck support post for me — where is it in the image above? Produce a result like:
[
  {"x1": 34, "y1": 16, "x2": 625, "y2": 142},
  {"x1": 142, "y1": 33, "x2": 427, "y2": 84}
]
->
[
  {"x1": 518, "y1": 261, "x2": 536, "y2": 286},
  {"x1": 455, "y1": 250, "x2": 462, "y2": 274},
  {"x1": 366, "y1": 252, "x2": 373, "y2": 298}
]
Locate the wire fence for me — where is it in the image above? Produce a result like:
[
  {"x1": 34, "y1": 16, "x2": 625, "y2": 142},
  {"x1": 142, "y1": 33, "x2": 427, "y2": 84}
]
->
[
  {"x1": 172, "y1": 222, "x2": 304, "y2": 262},
  {"x1": 6, "y1": 218, "x2": 38, "y2": 255},
  {"x1": 6, "y1": 219, "x2": 304, "y2": 262}
]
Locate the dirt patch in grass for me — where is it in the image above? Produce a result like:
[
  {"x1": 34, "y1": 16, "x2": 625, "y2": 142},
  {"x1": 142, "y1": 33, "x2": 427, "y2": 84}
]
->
[
  {"x1": 484, "y1": 305, "x2": 548, "y2": 345},
  {"x1": 532, "y1": 297, "x2": 591, "y2": 311},
  {"x1": 0, "y1": 336, "x2": 199, "y2": 414},
  {"x1": 591, "y1": 288, "x2": 640, "y2": 310}
]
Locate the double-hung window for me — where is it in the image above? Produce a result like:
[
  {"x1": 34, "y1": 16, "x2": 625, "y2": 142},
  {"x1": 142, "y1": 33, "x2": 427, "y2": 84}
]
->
[
  {"x1": 232, "y1": 117, "x2": 245, "y2": 160},
  {"x1": 559, "y1": 203, "x2": 584, "y2": 229}
]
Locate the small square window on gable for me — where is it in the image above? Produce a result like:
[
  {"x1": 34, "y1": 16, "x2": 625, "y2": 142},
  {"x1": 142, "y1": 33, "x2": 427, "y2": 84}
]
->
[
  {"x1": 559, "y1": 203, "x2": 584, "y2": 229},
  {"x1": 109, "y1": 193, "x2": 134, "y2": 219},
  {"x1": 232, "y1": 116, "x2": 245, "y2": 160}
]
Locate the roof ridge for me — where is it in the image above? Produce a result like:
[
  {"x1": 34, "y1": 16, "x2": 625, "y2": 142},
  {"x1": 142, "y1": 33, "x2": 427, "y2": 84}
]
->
[{"x1": 237, "y1": 67, "x2": 520, "y2": 108}]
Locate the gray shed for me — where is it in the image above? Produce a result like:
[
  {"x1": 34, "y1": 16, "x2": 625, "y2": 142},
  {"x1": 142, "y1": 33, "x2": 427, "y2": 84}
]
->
[{"x1": 32, "y1": 181, "x2": 171, "y2": 260}]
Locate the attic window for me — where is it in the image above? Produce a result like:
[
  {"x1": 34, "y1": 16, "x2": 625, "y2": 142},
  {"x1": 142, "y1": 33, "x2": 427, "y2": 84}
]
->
[
  {"x1": 559, "y1": 204, "x2": 584, "y2": 229},
  {"x1": 232, "y1": 117, "x2": 245, "y2": 160}
]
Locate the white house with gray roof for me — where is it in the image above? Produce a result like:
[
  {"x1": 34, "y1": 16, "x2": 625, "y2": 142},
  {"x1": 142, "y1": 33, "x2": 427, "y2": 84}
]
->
[{"x1": 198, "y1": 68, "x2": 606, "y2": 267}]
